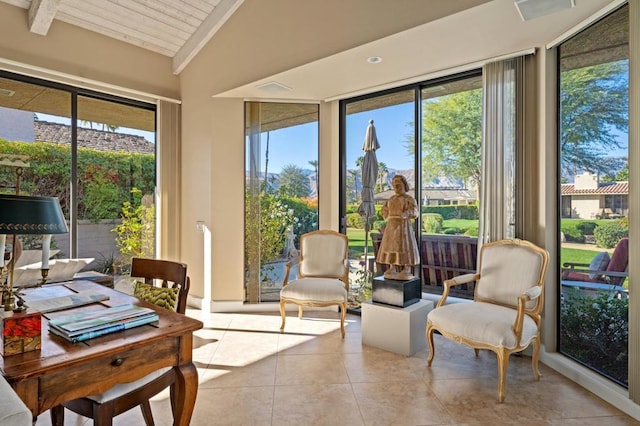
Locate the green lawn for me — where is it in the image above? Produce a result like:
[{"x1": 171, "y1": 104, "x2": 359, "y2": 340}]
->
[
  {"x1": 561, "y1": 246, "x2": 602, "y2": 265},
  {"x1": 346, "y1": 228, "x2": 374, "y2": 258},
  {"x1": 347, "y1": 226, "x2": 602, "y2": 267}
]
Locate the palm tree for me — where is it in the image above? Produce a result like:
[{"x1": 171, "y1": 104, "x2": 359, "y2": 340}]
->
[{"x1": 377, "y1": 162, "x2": 388, "y2": 192}]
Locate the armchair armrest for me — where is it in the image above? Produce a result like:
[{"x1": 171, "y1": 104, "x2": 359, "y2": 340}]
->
[
  {"x1": 513, "y1": 285, "x2": 542, "y2": 343},
  {"x1": 283, "y1": 257, "x2": 300, "y2": 286},
  {"x1": 437, "y1": 273, "x2": 479, "y2": 307}
]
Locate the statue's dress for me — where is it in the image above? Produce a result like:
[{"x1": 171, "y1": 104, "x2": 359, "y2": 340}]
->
[{"x1": 376, "y1": 193, "x2": 420, "y2": 268}]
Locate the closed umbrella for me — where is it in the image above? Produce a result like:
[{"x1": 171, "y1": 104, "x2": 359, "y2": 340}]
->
[{"x1": 357, "y1": 120, "x2": 380, "y2": 273}]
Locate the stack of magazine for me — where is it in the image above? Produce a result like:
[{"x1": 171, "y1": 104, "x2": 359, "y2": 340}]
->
[{"x1": 49, "y1": 304, "x2": 159, "y2": 343}]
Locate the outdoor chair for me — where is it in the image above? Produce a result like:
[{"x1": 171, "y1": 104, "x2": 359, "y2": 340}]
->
[
  {"x1": 561, "y1": 237, "x2": 628, "y2": 286},
  {"x1": 426, "y1": 239, "x2": 549, "y2": 402},
  {"x1": 279, "y1": 229, "x2": 349, "y2": 337},
  {"x1": 51, "y1": 257, "x2": 190, "y2": 426}
]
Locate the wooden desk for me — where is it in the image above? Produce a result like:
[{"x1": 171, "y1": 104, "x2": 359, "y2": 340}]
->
[{"x1": 1, "y1": 280, "x2": 203, "y2": 425}]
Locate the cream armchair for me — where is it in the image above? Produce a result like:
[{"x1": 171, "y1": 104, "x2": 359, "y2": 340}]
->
[
  {"x1": 279, "y1": 230, "x2": 349, "y2": 337},
  {"x1": 426, "y1": 239, "x2": 549, "y2": 402}
]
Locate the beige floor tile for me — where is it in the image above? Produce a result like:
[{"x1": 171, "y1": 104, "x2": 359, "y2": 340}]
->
[
  {"x1": 201, "y1": 354, "x2": 277, "y2": 388},
  {"x1": 352, "y1": 380, "x2": 453, "y2": 425},
  {"x1": 343, "y1": 349, "x2": 424, "y2": 383},
  {"x1": 275, "y1": 353, "x2": 349, "y2": 385},
  {"x1": 272, "y1": 383, "x2": 364, "y2": 426}
]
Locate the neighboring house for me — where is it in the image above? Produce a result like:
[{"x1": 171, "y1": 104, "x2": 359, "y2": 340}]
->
[
  {"x1": 0, "y1": 108, "x2": 154, "y2": 154},
  {"x1": 561, "y1": 171, "x2": 628, "y2": 219}
]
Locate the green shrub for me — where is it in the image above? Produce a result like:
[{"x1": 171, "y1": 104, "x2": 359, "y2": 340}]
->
[
  {"x1": 279, "y1": 196, "x2": 318, "y2": 237},
  {"x1": 112, "y1": 188, "x2": 155, "y2": 268},
  {"x1": 561, "y1": 221, "x2": 585, "y2": 243},
  {"x1": 0, "y1": 140, "x2": 154, "y2": 221},
  {"x1": 420, "y1": 205, "x2": 478, "y2": 220},
  {"x1": 346, "y1": 213, "x2": 364, "y2": 229},
  {"x1": 465, "y1": 226, "x2": 479, "y2": 237},
  {"x1": 423, "y1": 213, "x2": 443, "y2": 233},
  {"x1": 577, "y1": 221, "x2": 597, "y2": 235},
  {"x1": 594, "y1": 222, "x2": 628, "y2": 248},
  {"x1": 443, "y1": 227, "x2": 461, "y2": 235},
  {"x1": 372, "y1": 220, "x2": 386, "y2": 231},
  {"x1": 560, "y1": 291, "x2": 628, "y2": 386}
]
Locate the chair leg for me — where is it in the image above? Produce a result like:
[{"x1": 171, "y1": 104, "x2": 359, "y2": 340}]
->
[
  {"x1": 426, "y1": 323, "x2": 435, "y2": 366},
  {"x1": 279, "y1": 300, "x2": 286, "y2": 333},
  {"x1": 339, "y1": 302, "x2": 346, "y2": 338},
  {"x1": 496, "y1": 348, "x2": 509, "y2": 403},
  {"x1": 140, "y1": 400, "x2": 155, "y2": 426},
  {"x1": 531, "y1": 336, "x2": 542, "y2": 380},
  {"x1": 93, "y1": 402, "x2": 114, "y2": 426},
  {"x1": 50, "y1": 405, "x2": 64, "y2": 426}
]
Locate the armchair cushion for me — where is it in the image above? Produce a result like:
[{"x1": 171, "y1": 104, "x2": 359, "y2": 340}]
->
[
  {"x1": 475, "y1": 243, "x2": 545, "y2": 310},
  {"x1": 588, "y1": 251, "x2": 610, "y2": 279},
  {"x1": 299, "y1": 233, "x2": 348, "y2": 277},
  {"x1": 280, "y1": 278, "x2": 347, "y2": 304},
  {"x1": 428, "y1": 301, "x2": 538, "y2": 349}
]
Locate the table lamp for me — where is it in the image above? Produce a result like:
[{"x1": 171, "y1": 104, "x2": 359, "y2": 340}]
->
[{"x1": 0, "y1": 194, "x2": 68, "y2": 311}]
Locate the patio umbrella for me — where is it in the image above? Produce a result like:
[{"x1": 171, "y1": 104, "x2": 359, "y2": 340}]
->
[{"x1": 357, "y1": 120, "x2": 380, "y2": 274}]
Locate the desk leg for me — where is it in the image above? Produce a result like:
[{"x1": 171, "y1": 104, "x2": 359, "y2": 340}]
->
[{"x1": 172, "y1": 362, "x2": 198, "y2": 426}]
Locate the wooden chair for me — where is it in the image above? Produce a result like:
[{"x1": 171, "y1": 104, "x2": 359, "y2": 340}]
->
[
  {"x1": 426, "y1": 239, "x2": 548, "y2": 402},
  {"x1": 50, "y1": 258, "x2": 190, "y2": 426},
  {"x1": 279, "y1": 230, "x2": 349, "y2": 337}
]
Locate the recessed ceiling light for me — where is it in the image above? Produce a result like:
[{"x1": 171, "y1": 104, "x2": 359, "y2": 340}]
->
[{"x1": 367, "y1": 56, "x2": 382, "y2": 64}]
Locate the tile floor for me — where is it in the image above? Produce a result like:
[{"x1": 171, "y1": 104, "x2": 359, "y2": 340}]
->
[{"x1": 35, "y1": 308, "x2": 640, "y2": 426}]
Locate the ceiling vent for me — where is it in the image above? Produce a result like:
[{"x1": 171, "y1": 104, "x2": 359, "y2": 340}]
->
[
  {"x1": 255, "y1": 81, "x2": 292, "y2": 93},
  {"x1": 514, "y1": 0, "x2": 575, "y2": 21},
  {"x1": 0, "y1": 88, "x2": 15, "y2": 97}
]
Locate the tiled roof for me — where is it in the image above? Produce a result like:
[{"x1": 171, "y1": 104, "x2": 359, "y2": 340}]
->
[
  {"x1": 34, "y1": 121, "x2": 154, "y2": 155},
  {"x1": 561, "y1": 182, "x2": 628, "y2": 195}
]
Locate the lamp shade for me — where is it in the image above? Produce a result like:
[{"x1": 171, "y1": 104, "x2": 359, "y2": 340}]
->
[{"x1": 0, "y1": 195, "x2": 68, "y2": 234}]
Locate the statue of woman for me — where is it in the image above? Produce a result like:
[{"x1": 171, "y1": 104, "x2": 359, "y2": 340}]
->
[{"x1": 376, "y1": 175, "x2": 420, "y2": 280}]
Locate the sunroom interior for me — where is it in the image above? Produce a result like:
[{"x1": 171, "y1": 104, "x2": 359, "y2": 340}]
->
[{"x1": 0, "y1": 0, "x2": 639, "y2": 422}]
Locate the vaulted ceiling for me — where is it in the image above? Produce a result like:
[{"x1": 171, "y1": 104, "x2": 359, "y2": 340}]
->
[{"x1": 0, "y1": 0, "x2": 244, "y2": 75}]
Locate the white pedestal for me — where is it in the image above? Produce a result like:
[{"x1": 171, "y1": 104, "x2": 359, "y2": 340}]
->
[{"x1": 361, "y1": 299, "x2": 434, "y2": 356}]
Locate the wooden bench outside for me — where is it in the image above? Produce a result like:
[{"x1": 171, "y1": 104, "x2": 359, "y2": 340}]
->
[
  {"x1": 371, "y1": 232, "x2": 477, "y2": 299},
  {"x1": 420, "y1": 234, "x2": 477, "y2": 299}
]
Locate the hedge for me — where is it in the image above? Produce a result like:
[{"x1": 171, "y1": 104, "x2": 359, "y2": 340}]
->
[{"x1": 0, "y1": 140, "x2": 155, "y2": 221}]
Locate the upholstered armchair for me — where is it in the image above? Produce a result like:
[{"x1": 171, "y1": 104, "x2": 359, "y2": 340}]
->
[
  {"x1": 279, "y1": 230, "x2": 350, "y2": 337},
  {"x1": 426, "y1": 239, "x2": 549, "y2": 402}
]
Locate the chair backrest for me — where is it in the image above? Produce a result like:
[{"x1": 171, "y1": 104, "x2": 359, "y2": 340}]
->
[
  {"x1": 605, "y1": 237, "x2": 629, "y2": 284},
  {"x1": 298, "y1": 230, "x2": 349, "y2": 285},
  {"x1": 131, "y1": 258, "x2": 190, "y2": 314},
  {"x1": 475, "y1": 240, "x2": 548, "y2": 313}
]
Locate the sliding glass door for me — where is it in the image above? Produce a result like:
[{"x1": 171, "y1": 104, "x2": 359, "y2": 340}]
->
[{"x1": 244, "y1": 102, "x2": 319, "y2": 303}]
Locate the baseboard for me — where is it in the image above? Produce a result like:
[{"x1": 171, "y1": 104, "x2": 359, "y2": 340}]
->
[{"x1": 540, "y1": 348, "x2": 640, "y2": 421}]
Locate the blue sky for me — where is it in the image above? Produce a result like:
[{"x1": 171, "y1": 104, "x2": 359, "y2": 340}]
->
[{"x1": 346, "y1": 102, "x2": 415, "y2": 172}]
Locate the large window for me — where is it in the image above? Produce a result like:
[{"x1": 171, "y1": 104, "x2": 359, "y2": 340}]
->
[
  {"x1": 244, "y1": 102, "x2": 319, "y2": 304},
  {"x1": 342, "y1": 72, "x2": 483, "y2": 306},
  {"x1": 558, "y1": 5, "x2": 629, "y2": 387},
  {"x1": 0, "y1": 71, "x2": 156, "y2": 283}
]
